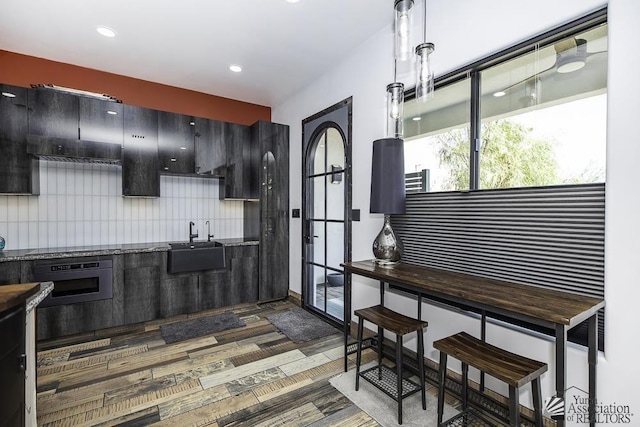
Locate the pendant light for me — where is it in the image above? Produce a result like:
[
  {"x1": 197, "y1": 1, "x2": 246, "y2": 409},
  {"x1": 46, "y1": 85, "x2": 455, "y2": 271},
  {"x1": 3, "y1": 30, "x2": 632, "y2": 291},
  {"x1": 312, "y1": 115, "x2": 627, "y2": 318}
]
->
[
  {"x1": 386, "y1": 60, "x2": 405, "y2": 138},
  {"x1": 415, "y1": 0, "x2": 435, "y2": 102},
  {"x1": 394, "y1": 0, "x2": 414, "y2": 61}
]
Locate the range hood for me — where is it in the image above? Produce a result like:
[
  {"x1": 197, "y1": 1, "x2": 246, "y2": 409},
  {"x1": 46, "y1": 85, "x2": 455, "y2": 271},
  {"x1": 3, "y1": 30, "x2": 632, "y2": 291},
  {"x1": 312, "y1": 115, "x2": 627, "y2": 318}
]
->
[{"x1": 27, "y1": 135, "x2": 122, "y2": 165}]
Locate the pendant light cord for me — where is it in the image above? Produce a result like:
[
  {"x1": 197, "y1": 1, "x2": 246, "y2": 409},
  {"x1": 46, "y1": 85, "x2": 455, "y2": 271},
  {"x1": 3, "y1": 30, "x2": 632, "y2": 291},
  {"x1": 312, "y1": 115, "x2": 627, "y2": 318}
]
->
[{"x1": 423, "y1": 0, "x2": 427, "y2": 43}]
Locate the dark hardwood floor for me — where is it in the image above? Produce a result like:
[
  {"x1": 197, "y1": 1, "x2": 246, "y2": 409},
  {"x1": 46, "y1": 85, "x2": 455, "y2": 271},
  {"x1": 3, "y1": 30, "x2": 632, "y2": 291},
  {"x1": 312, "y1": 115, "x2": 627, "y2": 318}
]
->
[{"x1": 35, "y1": 300, "x2": 381, "y2": 427}]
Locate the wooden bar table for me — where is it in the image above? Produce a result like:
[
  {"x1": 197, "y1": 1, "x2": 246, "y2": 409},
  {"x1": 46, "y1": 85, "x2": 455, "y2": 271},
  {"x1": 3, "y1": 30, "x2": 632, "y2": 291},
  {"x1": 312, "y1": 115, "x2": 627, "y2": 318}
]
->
[{"x1": 342, "y1": 260, "x2": 604, "y2": 427}]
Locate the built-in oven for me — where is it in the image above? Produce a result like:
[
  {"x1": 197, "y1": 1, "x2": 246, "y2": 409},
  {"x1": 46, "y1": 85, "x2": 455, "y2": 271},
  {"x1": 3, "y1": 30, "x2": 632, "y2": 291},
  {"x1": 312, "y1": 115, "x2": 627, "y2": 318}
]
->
[{"x1": 34, "y1": 259, "x2": 113, "y2": 307}]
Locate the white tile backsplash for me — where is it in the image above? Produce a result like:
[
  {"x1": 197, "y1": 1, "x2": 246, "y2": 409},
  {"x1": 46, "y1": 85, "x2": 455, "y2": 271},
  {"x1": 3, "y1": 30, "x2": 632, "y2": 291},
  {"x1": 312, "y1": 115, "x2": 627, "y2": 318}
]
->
[{"x1": 0, "y1": 160, "x2": 245, "y2": 250}]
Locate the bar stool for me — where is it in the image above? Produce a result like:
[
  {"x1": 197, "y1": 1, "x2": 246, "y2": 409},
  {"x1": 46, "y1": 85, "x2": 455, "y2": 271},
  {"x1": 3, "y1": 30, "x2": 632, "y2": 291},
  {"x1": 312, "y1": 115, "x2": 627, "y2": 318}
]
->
[
  {"x1": 434, "y1": 332, "x2": 548, "y2": 427},
  {"x1": 354, "y1": 304, "x2": 428, "y2": 425}
]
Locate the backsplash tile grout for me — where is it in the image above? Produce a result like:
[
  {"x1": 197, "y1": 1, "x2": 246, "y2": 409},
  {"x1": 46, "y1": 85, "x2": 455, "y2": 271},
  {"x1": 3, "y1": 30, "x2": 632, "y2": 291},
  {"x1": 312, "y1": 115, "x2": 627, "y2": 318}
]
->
[{"x1": 0, "y1": 160, "x2": 244, "y2": 250}]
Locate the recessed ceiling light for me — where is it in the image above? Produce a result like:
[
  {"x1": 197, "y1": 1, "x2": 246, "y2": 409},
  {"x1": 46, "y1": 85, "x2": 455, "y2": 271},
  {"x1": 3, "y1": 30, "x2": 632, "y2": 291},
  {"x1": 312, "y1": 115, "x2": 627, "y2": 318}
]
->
[
  {"x1": 493, "y1": 91, "x2": 506, "y2": 97},
  {"x1": 96, "y1": 26, "x2": 117, "y2": 38},
  {"x1": 2, "y1": 92, "x2": 16, "y2": 98},
  {"x1": 412, "y1": 116, "x2": 421, "y2": 121},
  {"x1": 229, "y1": 65, "x2": 242, "y2": 73},
  {"x1": 107, "y1": 110, "x2": 118, "y2": 115},
  {"x1": 180, "y1": 146, "x2": 187, "y2": 150},
  {"x1": 286, "y1": 0, "x2": 301, "y2": 3}
]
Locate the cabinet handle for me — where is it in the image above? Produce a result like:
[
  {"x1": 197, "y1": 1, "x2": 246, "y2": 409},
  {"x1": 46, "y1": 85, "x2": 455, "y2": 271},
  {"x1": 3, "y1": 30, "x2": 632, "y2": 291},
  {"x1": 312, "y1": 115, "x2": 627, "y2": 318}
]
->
[{"x1": 19, "y1": 353, "x2": 26, "y2": 372}]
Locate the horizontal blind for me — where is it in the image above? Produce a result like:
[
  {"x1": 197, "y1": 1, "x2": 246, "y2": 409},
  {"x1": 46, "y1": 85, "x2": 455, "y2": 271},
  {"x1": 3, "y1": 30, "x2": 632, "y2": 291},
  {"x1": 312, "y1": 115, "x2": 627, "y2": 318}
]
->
[{"x1": 392, "y1": 183, "x2": 605, "y2": 348}]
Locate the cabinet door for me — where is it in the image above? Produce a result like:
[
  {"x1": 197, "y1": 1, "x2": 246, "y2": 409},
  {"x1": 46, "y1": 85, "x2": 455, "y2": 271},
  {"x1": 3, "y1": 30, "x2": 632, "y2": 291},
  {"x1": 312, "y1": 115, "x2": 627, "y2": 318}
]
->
[
  {"x1": 227, "y1": 245, "x2": 259, "y2": 305},
  {"x1": 158, "y1": 111, "x2": 195, "y2": 174},
  {"x1": 0, "y1": 305, "x2": 25, "y2": 427},
  {"x1": 198, "y1": 269, "x2": 228, "y2": 311},
  {"x1": 79, "y1": 97, "x2": 123, "y2": 145},
  {"x1": 28, "y1": 88, "x2": 79, "y2": 139},
  {"x1": 255, "y1": 122, "x2": 290, "y2": 301},
  {"x1": 194, "y1": 118, "x2": 225, "y2": 176},
  {"x1": 122, "y1": 105, "x2": 159, "y2": 197},
  {"x1": 223, "y1": 123, "x2": 251, "y2": 199},
  {"x1": 0, "y1": 261, "x2": 22, "y2": 285},
  {"x1": 161, "y1": 274, "x2": 198, "y2": 317},
  {"x1": 0, "y1": 85, "x2": 38, "y2": 194},
  {"x1": 123, "y1": 252, "x2": 161, "y2": 324}
]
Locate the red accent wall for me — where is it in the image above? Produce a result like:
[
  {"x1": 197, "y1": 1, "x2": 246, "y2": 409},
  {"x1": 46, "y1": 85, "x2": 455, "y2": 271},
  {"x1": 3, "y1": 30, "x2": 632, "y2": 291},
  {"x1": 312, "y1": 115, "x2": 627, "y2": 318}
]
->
[{"x1": 0, "y1": 50, "x2": 270, "y2": 125}]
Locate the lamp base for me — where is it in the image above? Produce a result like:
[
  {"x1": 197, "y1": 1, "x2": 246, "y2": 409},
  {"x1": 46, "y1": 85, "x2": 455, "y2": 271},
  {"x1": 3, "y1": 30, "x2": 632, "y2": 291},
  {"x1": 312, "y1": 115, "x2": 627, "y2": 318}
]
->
[{"x1": 372, "y1": 215, "x2": 403, "y2": 266}]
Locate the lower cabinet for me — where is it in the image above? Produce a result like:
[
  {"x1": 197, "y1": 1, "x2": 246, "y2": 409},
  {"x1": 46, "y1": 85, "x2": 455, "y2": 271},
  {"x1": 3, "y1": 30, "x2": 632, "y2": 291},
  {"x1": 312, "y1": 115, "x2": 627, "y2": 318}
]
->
[
  {"x1": 161, "y1": 274, "x2": 199, "y2": 318},
  {"x1": 3, "y1": 245, "x2": 261, "y2": 341},
  {"x1": 198, "y1": 245, "x2": 259, "y2": 311},
  {"x1": 123, "y1": 252, "x2": 162, "y2": 324},
  {"x1": 0, "y1": 304, "x2": 26, "y2": 427}
]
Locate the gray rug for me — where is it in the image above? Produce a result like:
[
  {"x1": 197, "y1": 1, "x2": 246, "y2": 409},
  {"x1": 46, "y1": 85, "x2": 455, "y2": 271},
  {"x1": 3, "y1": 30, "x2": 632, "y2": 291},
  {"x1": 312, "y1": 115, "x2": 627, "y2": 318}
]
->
[
  {"x1": 330, "y1": 361, "x2": 458, "y2": 427},
  {"x1": 160, "y1": 311, "x2": 246, "y2": 344},
  {"x1": 266, "y1": 309, "x2": 340, "y2": 343}
]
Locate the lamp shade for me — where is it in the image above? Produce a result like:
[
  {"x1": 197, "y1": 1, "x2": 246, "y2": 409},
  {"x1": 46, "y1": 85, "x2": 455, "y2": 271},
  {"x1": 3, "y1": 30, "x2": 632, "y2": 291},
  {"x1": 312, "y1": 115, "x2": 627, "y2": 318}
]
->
[{"x1": 370, "y1": 138, "x2": 406, "y2": 214}]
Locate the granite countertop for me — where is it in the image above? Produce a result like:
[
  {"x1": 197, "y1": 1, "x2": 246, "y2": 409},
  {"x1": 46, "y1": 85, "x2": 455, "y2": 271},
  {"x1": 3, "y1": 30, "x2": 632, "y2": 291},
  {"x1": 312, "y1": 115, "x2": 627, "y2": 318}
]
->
[
  {"x1": 0, "y1": 239, "x2": 259, "y2": 262},
  {"x1": 0, "y1": 283, "x2": 40, "y2": 312},
  {"x1": 212, "y1": 238, "x2": 259, "y2": 247}
]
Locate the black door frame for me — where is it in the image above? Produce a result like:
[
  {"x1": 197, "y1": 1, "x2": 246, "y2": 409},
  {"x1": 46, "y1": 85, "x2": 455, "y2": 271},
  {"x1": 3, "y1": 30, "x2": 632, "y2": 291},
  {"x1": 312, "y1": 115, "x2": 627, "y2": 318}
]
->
[{"x1": 301, "y1": 97, "x2": 352, "y2": 327}]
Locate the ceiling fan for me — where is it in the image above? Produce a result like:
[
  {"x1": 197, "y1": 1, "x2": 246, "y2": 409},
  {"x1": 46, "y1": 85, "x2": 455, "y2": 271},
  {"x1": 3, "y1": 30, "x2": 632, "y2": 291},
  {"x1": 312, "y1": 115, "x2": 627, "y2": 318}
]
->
[{"x1": 493, "y1": 37, "x2": 607, "y2": 98}]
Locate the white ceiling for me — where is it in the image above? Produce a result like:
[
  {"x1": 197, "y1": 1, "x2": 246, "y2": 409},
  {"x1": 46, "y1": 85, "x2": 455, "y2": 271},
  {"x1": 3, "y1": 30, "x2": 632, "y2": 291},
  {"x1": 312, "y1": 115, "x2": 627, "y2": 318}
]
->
[{"x1": 0, "y1": 0, "x2": 393, "y2": 107}]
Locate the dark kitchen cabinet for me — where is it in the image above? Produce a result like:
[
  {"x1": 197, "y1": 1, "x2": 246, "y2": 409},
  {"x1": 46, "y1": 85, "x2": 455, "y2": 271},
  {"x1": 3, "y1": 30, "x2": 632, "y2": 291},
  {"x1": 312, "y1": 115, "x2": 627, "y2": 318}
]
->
[
  {"x1": 0, "y1": 85, "x2": 39, "y2": 194},
  {"x1": 0, "y1": 261, "x2": 22, "y2": 285},
  {"x1": 198, "y1": 269, "x2": 228, "y2": 311},
  {"x1": 122, "y1": 105, "x2": 159, "y2": 197},
  {"x1": 37, "y1": 299, "x2": 114, "y2": 340},
  {"x1": 252, "y1": 121, "x2": 290, "y2": 301},
  {"x1": 79, "y1": 97, "x2": 123, "y2": 145},
  {"x1": 158, "y1": 111, "x2": 195, "y2": 174},
  {"x1": 222, "y1": 123, "x2": 252, "y2": 199},
  {"x1": 228, "y1": 245, "x2": 259, "y2": 305},
  {"x1": 194, "y1": 118, "x2": 226, "y2": 176},
  {"x1": 123, "y1": 252, "x2": 162, "y2": 324},
  {"x1": 0, "y1": 305, "x2": 26, "y2": 427},
  {"x1": 28, "y1": 88, "x2": 79, "y2": 140},
  {"x1": 160, "y1": 274, "x2": 199, "y2": 318},
  {"x1": 198, "y1": 245, "x2": 258, "y2": 310}
]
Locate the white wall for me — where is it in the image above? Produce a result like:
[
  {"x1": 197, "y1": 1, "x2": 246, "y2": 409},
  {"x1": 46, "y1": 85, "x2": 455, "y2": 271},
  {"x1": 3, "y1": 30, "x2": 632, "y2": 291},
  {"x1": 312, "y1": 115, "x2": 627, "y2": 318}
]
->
[
  {"x1": 0, "y1": 161, "x2": 244, "y2": 249},
  {"x1": 274, "y1": 0, "x2": 640, "y2": 415}
]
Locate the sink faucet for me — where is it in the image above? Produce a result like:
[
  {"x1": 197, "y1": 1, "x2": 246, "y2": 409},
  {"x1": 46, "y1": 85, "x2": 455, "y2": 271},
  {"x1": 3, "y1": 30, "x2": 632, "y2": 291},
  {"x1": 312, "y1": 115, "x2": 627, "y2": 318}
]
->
[
  {"x1": 189, "y1": 221, "x2": 198, "y2": 243},
  {"x1": 206, "y1": 220, "x2": 214, "y2": 242}
]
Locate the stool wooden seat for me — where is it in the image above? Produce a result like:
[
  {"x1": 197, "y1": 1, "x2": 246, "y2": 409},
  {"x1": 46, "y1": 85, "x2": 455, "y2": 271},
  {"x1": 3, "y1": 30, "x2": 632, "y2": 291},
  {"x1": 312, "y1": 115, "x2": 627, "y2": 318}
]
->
[
  {"x1": 434, "y1": 331, "x2": 548, "y2": 427},
  {"x1": 355, "y1": 305, "x2": 428, "y2": 425}
]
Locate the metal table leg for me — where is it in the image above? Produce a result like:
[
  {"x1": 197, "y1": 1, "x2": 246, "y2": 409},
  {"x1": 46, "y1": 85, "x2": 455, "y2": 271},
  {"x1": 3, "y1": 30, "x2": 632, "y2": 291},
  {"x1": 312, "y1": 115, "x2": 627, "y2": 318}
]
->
[
  {"x1": 588, "y1": 313, "x2": 598, "y2": 427},
  {"x1": 555, "y1": 325, "x2": 567, "y2": 427}
]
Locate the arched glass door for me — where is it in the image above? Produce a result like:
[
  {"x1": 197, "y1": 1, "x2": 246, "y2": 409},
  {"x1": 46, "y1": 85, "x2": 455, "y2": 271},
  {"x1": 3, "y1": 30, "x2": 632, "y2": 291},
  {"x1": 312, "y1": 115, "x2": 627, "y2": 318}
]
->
[
  {"x1": 302, "y1": 98, "x2": 352, "y2": 324},
  {"x1": 306, "y1": 128, "x2": 346, "y2": 320}
]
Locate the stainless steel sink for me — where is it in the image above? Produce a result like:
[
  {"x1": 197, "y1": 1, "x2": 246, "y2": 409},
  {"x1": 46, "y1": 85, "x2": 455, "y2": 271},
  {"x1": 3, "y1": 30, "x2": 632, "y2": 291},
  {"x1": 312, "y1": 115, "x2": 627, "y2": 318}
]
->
[{"x1": 167, "y1": 241, "x2": 225, "y2": 273}]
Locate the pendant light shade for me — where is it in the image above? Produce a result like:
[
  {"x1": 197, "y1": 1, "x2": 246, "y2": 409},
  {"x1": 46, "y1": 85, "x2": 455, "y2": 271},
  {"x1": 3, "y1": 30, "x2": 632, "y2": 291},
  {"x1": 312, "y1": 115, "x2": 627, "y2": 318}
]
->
[
  {"x1": 415, "y1": 42, "x2": 435, "y2": 102},
  {"x1": 394, "y1": 0, "x2": 414, "y2": 61},
  {"x1": 386, "y1": 82, "x2": 405, "y2": 138}
]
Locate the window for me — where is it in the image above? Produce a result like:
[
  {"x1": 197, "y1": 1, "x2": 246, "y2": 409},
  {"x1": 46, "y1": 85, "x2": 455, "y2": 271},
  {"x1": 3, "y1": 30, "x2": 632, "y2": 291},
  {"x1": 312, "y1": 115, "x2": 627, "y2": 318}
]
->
[{"x1": 403, "y1": 14, "x2": 607, "y2": 192}]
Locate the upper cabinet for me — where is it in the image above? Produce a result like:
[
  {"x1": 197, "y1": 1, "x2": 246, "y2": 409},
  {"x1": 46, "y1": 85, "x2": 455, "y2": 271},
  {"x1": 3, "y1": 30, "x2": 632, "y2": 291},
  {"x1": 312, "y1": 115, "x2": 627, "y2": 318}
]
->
[
  {"x1": 0, "y1": 85, "x2": 39, "y2": 194},
  {"x1": 28, "y1": 89, "x2": 79, "y2": 140},
  {"x1": 79, "y1": 97, "x2": 123, "y2": 145},
  {"x1": 194, "y1": 118, "x2": 226, "y2": 176},
  {"x1": 158, "y1": 111, "x2": 195, "y2": 174},
  {"x1": 122, "y1": 105, "x2": 159, "y2": 197},
  {"x1": 222, "y1": 123, "x2": 252, "y2": 199}
]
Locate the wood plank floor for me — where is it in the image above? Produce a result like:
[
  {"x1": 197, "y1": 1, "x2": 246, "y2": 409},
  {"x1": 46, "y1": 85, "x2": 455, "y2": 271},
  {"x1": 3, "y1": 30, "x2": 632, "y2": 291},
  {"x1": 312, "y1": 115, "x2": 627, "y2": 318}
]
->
[{"x1": 36, "y1": 300, "x2": 384, "y2": 427}]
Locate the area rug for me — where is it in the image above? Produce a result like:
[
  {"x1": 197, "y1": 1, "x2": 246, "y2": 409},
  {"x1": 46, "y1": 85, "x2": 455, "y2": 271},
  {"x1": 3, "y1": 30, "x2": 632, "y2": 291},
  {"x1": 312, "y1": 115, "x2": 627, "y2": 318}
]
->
[
  {"x1": 266, "y1": 309, "x2": 340, "y2": 343},
  {"x1": 160, "y1": 311, "x2": 246, "y2": 344},
  {"x1": 329, "y1": 361, "x2": 458, "y2": 427}
]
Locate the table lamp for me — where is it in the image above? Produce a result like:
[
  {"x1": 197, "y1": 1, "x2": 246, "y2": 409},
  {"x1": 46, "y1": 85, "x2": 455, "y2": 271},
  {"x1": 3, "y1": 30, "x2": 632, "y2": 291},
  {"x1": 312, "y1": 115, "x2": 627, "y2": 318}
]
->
[{"x1": 370, "y1": 138, "x2": 406, "y2": 265}]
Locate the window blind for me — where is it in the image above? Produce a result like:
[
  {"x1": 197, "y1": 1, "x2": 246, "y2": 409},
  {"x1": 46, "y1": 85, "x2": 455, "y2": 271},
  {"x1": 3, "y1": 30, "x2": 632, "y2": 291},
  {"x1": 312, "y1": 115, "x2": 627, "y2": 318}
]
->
[{"x1": 392, "y1": 183, "x2": 605, "y2": 349}]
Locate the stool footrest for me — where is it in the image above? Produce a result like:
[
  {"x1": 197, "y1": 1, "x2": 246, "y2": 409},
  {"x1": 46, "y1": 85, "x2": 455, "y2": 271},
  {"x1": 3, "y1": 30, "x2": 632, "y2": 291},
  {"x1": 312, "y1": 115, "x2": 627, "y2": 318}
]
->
[
  {"x1": 359, "y1": 364, "x2": 421, "y2": 401},
  {"x1": 441, "y1": 408, "x2": 504, "y2": 427}
]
